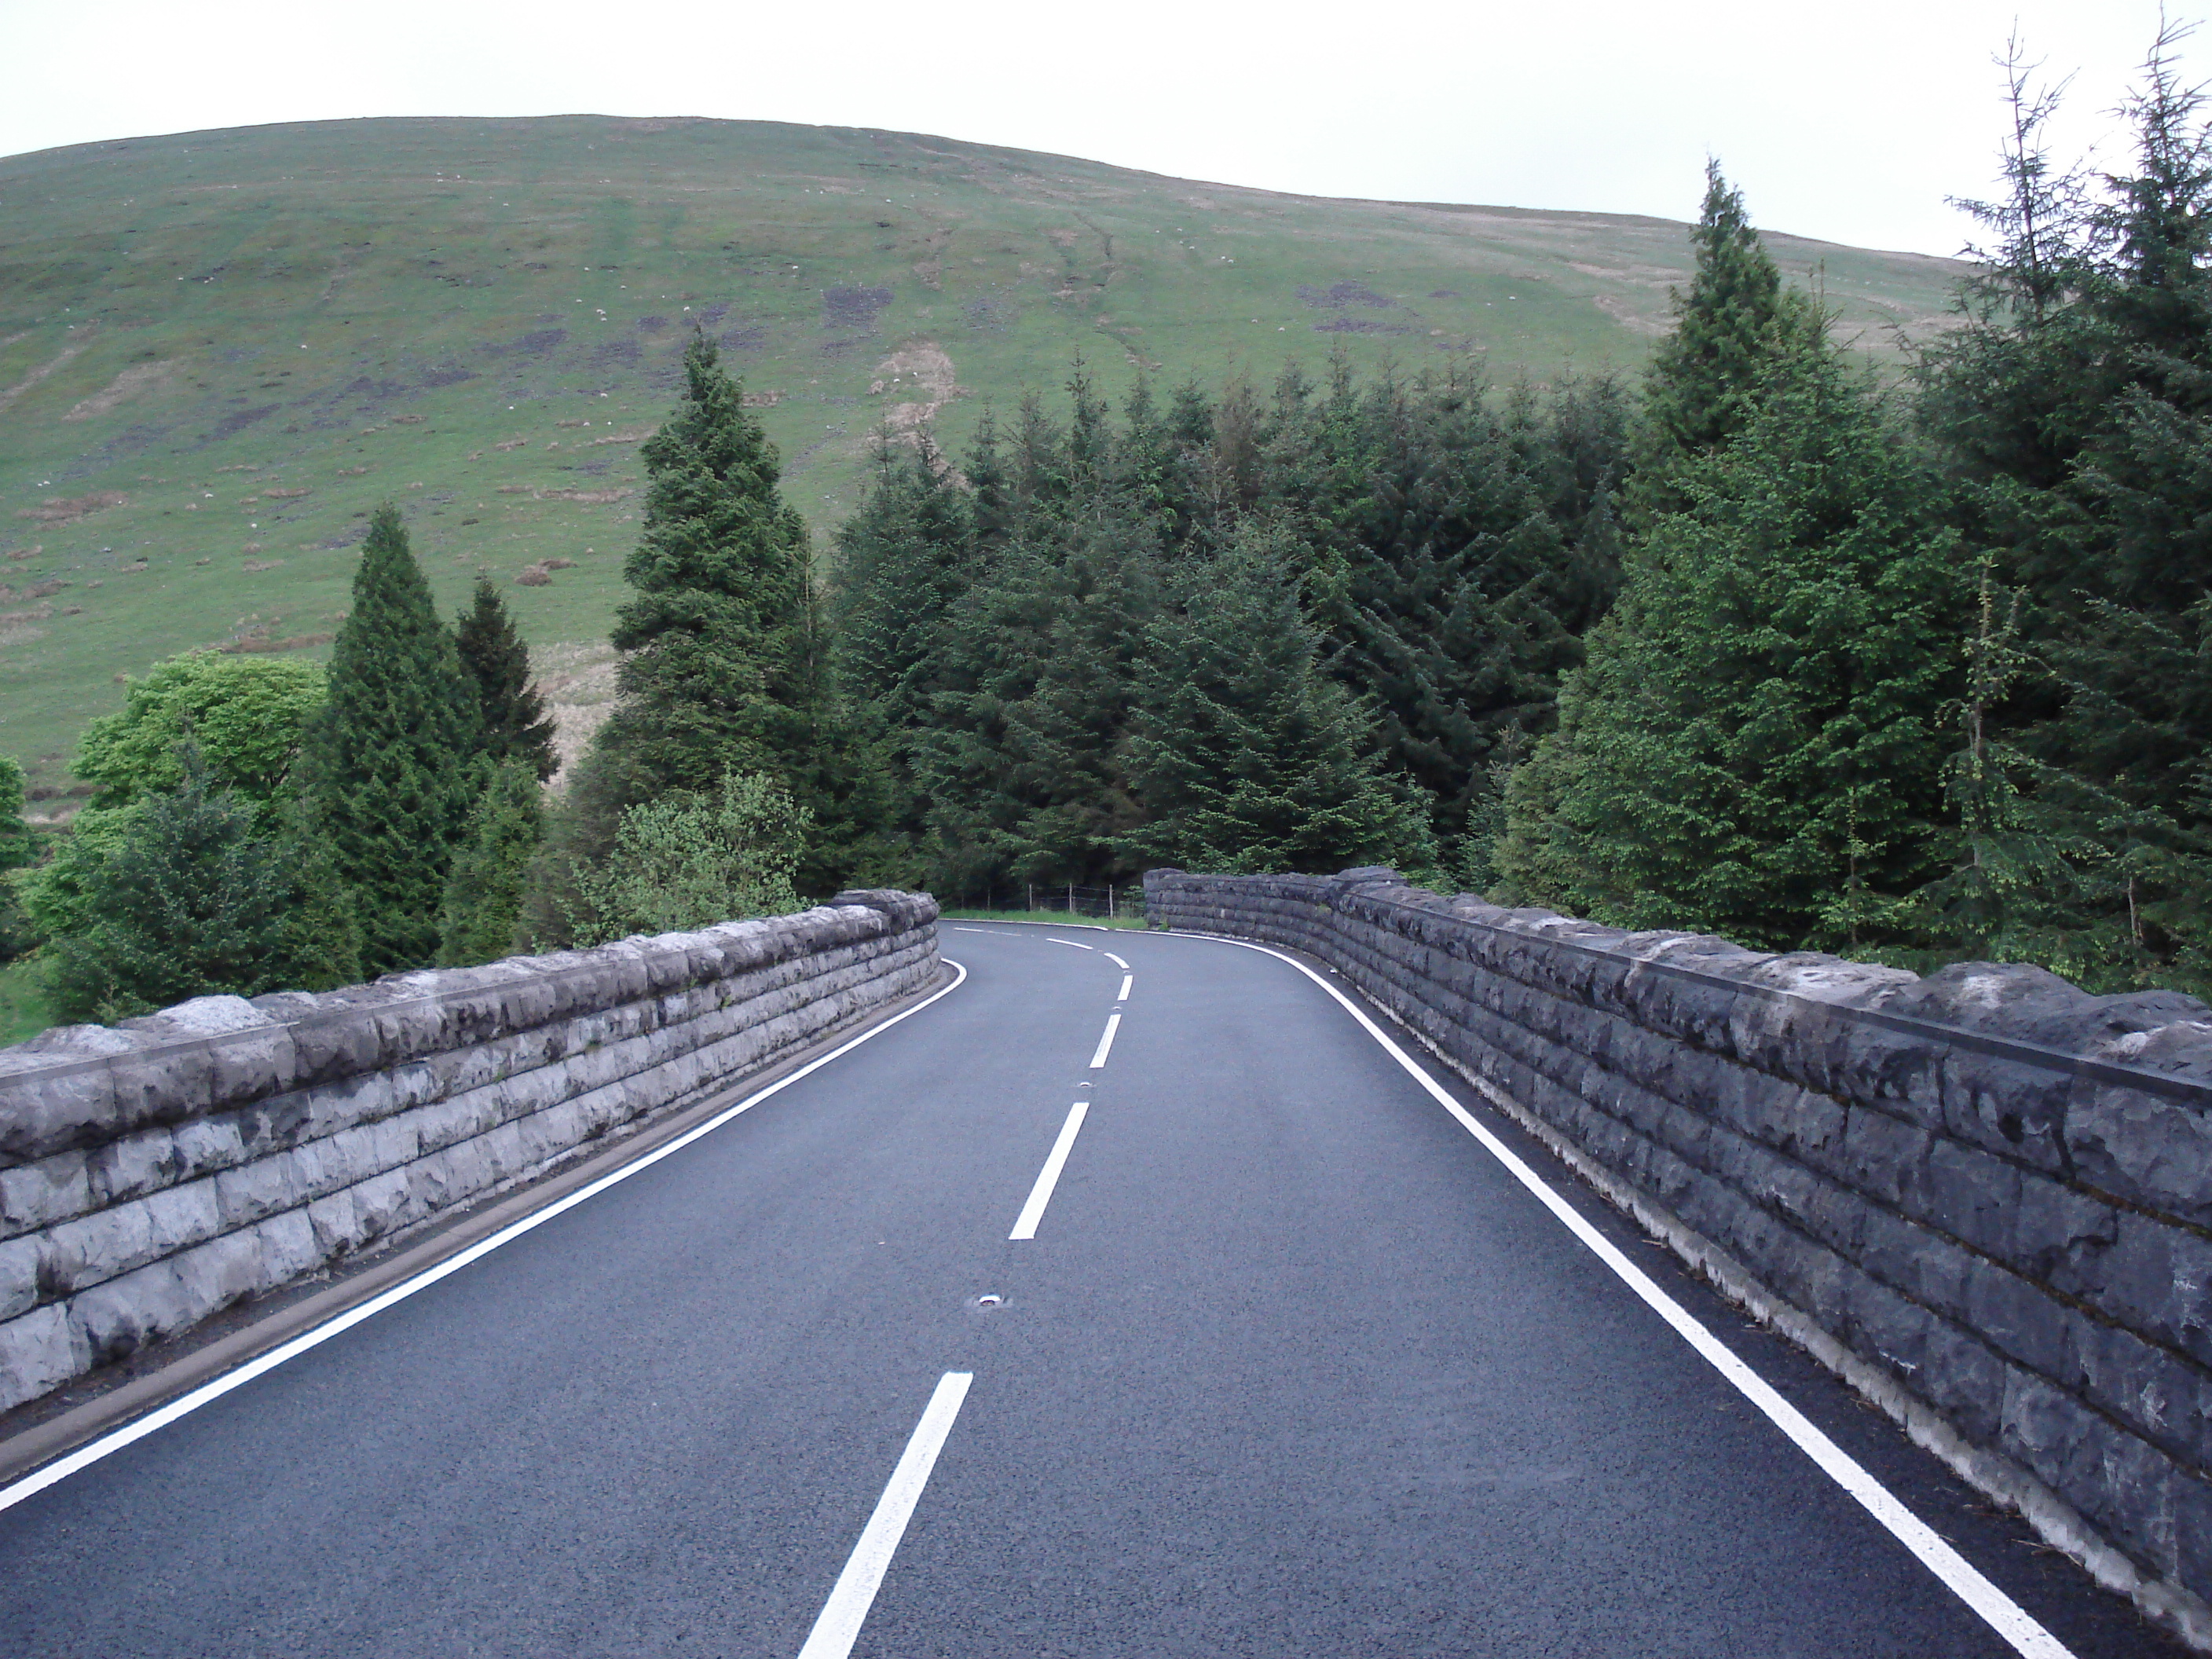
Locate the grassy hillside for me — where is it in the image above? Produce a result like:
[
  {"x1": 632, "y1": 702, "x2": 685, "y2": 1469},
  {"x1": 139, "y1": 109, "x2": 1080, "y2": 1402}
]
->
[{"x1": 0, "y1": 115, "x2": 1966, "y2": 796}]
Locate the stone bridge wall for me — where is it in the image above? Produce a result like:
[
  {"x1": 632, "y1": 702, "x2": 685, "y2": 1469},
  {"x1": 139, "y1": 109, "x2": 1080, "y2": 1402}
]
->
[
  {"x1": 1148, "y1": 865, "x2": 2212, "y2": 1642},
  {"x1": 0, "y1": 891, "x2": 939, "y2": 1415}
]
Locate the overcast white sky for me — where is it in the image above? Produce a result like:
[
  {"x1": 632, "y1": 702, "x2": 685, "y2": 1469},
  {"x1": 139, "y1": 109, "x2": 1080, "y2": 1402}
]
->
[{"x1": 0, "y1": 0, "x2": 2192, "y2": 257}]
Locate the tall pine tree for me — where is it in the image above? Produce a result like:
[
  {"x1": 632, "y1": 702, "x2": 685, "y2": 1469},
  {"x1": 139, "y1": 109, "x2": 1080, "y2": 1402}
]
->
[
  {"x1": 455, "y1": 579, "x2": 557, "y2": 782},
  {"x1": 302, "y1": 504, "x2": 482, "y2": 975},
  {"x1": 438, "y1": 758, "x2": 544, "y2": 967},
  {"x1": 1126, "y1": 523, "x2": 1433, "y2": 875},
  {"x1": 830, "y1": 444, "x2": 980, "y2": 882},
  {"x1": 1498, "y1": 316, "x2": 1964, "y2": 953},
  {"x1": 566, "y1": 331, "x2": 856, "y2": 895},
  {"x1": 591, "y1": 335, "x2": 822, "y2": 800},
  {"x1": 1914, "y1": 24, "x2": 2212, "y2": 990},
  {"x1": 1633, "y1": 163, "x2": 1808, "y2": 519}
]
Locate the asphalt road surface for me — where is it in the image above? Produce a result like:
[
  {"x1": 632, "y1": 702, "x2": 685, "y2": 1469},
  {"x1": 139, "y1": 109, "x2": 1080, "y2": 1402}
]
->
[{"x1": 0, "y1": 923, "x2": 2174, "y2": 1657}]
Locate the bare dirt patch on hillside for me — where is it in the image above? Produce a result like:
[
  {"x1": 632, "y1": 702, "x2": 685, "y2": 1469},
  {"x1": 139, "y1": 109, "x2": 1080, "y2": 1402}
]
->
[
  {"x1": 64, "y1": 360, "x2": 178, "y2": 422},
  {"x1": 1591, "y1": 293, "x2": 1670, "y2": 336},
  {"x1": 0, "y1": 337, "x2": 91, "y2": 415},
  {"x1": 534, "y1": 487, "x2": 633, "y2": 504},
  {"x1": 872, "y1": 344, "x2": 960, "y2": 443},
  {"x1": 533, "y1": 641, "x2": 621, "y2": 787},
  {"x1": 16, "y1": 492, "x2": 126, "y2": 526}
]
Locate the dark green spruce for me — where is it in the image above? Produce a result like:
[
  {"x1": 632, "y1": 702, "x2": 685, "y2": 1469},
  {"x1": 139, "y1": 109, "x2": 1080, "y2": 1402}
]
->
[
  {"x1": 46, "y1": 749, "x2": 361, "y2": 1022},
  {"x1": 455, "y1": 578, "x2": 558, "y2": 782},
  {"x1": 1498, "y1": 307, "x2": 1964, "y2": 953},
  {"x1": 1632, "y1": 163, "x2": 1808, "y2": 520},
  {"x1": 591, "y1": 335, "x2": 823, "y2": 801},
  {"x1": 557, "y1": 331, "x2": 858, "y2": 900},
  {"x1": 1126, "y1": 523, "x2": 1433, "y2": 875},
  {"x1": 438, "y1": 758, "x2": 544, "y2": 967},
  {"x1": 302, "y1": 504, "x2": 482, "y2": 976}
]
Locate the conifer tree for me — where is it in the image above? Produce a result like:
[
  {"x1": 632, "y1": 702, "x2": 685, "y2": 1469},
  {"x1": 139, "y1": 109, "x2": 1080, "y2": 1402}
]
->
[
  {"x1": 912, "y1": 495, "x2": 1166, "y2": 894},
  {"x1": 1258, "y1": 368, "x2": 1626, "y2": 841},
  {"x1": 302, "y1": 504, "x2": 482, "y2": 976},
  {"x1": 830, "y1": 445, "x2": 980, "y2": 882},
  {"x1": 1631, "y1": 164, "x2": 1814, "y2": 533},
  {"x1": 0, "y1": 756, "x2": 31, "y2": 876},
  {"x1": 1126, "y1": 525, "x2": 1433, "y2": 875},
  {"x1": 437, "y1": 758, "x2": 544, "y2": 966},
  {"x1": 1912, "y1": 24, "x2": 2212, "y2": 989},
  {"x1": 1498, "y1": 318, "x2": 1963, "y2": 952},
  {"x1": 558, "y1": 331, "x2": 865, "y2": 897},
  {"x1": 46, "y1": 750, "x2": 361, "y2": 1022},
  {"x1": 455, "y1": 579, "x2": 557, "y2": 782},
  {"x1": 0, "y1": 756, "x2": 34, "y2": 963},
  {"x1": 595, "y1": 333, "x2": 822, "y2": 806},
  {"x1": 833, "y1": 445, "x2": 979, "y2": 737}
]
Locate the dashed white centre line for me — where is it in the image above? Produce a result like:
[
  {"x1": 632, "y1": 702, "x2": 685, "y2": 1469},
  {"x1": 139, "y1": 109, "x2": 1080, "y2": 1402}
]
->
[
  {"x1": 1103, "y1": 951, "x2": 1130, "y2": 969},
  {"x1": 1117, "y1": 974, "x2": 1133, "y2": 1002},
  {"x1": 795, "y1": 1372, "x2": 974, "y2": 1659},
  {"x1": 1047, "y1": 938, "x2": 1093, "y2": 950},
  {"x1": 1088, "y1": 1012, "x2": 1121, "y2": 1069},
  {"x1": 950, "y1": 926, "x2": 992, "y2": 933},
  {"x1": 1009, "y1": 1102, "x2": 1089, "y2": 1240}
]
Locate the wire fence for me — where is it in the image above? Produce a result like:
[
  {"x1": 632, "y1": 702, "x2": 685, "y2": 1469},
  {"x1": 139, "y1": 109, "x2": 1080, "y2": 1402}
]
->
[{"x1": 1022, "y1": 882, "x2": 1147, "y2": 922}]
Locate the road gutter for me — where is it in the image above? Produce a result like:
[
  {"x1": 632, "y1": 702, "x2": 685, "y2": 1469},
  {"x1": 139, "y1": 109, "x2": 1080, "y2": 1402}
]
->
[{"x1": 0, "y1": 960, "x2": 961, "y2": 1498}]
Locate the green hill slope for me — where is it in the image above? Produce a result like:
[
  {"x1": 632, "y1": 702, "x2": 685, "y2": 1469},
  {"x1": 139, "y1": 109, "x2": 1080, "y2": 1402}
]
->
[{"x1": 0, "y1": 115, "x2": 1965, "y2": 793}]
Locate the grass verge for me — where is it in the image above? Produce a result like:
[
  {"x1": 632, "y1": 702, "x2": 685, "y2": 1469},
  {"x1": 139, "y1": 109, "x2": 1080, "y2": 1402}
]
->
[
  {"x1": 0, "y1": 958, "x2": 53, "y2": 1047},
  {"x1": 937, "y1": 907, "x2": 1152, "y2": 930}
]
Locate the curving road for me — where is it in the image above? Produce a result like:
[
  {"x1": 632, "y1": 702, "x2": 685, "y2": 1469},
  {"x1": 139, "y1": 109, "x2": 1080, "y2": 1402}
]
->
[{"x1": 0, "y1": 924, "x2": 2169, "y2": 1656}]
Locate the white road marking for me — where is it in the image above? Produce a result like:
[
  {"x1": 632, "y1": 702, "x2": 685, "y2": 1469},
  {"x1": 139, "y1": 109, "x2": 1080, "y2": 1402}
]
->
[
  {"x1": 950, "y1": 926, "x2": 993, "y2": 933},
  {"x1": 795, "y1": 1372, "x2": 973, "y2": 1659},
  {"x1": 1088, "y1": 1013, "x2": 1121, "y2": 1069},
  {"x1": 0, "y1": 963, "x2": 976, "y2": 1517},
  {"x1": 1104, "y1": 951, "x2": 1130, "y2": 969},
  {"x1": 1117, "y1": 975, "x2": 1133, "y2": 1002},
  {"x1": 1009, "y1": 1102, "x2": 1090, "y2": 1240},
  {"x1": 1189, "y1": 934, "x2": 2076, "y2": 1659},
  {"x1": 1047, "y1": 938, "x2": 1094, "y2": 950}
]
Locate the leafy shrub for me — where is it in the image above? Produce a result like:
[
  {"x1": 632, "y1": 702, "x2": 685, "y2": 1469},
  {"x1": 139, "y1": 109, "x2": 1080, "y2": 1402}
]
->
[
  {"x1": 75, "y1": 652, "x2": 325, "y2": 815},
  {"x1": 566, "y1": 769, "x2": 807, "y2": 947}
]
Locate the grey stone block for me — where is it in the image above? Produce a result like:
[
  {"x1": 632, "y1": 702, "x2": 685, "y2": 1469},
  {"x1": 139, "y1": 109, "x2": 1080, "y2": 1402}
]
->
[
  {"x1": 2068, "y1": 1080, "x2": 2212, "y2": 1230},
  {"x1": 0, "y1": 1303, "x2": 86, "y2": 1412},
  {"x1": 0, "y1": 1149, "x2": 93, "y2": 1239},
  {"x1": 0, "y1": 1024, "x2": 137, "y2": 1162}
]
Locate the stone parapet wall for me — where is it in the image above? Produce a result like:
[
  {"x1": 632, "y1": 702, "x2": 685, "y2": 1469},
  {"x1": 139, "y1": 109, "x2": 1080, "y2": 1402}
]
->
[
  {"x1": 1148, "y1": 865, "x2": 2212, "y2": 1640},
  {"x1": 0, "y1": 890, "x2": 939, "y2": 1415}
]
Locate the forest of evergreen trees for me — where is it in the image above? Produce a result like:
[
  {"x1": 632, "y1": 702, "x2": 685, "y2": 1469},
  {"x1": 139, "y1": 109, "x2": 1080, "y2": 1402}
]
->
[
  {"x1": 7, "y1": 26, "x2": 2212, "y2": 1020},
  {"x1": 822, "y1": 31, "x2": 2212, "y2": 997}
]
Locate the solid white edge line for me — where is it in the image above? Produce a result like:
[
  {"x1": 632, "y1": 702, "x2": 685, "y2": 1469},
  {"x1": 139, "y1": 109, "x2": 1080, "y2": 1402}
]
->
[
  {"x1": 795, "y1": 1370, "x2": 974, "y2": 1659},
  {"x1": 1009, "y1": 1102, "x2": 1090, "y2": 1240},
  {"x1": 1087, "y1": 1012, "x2": 1121, "y2": 1070},
  {"x1": 1046, "y1": 938, "x2": 1094, "y2": 950},
  {"x1": 1188, "y1": 933, "x2": 2075, "y2": 1659},
  {"x1": 1103, "y1": 952, "x2": 1130, "y2": 970},
  {"x1": 1116, "y1": 974, "x2": 1133, "y2": 1002},
  {"x1": 0, "y1": 960, "x2": 974, "y2": 1518}
]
